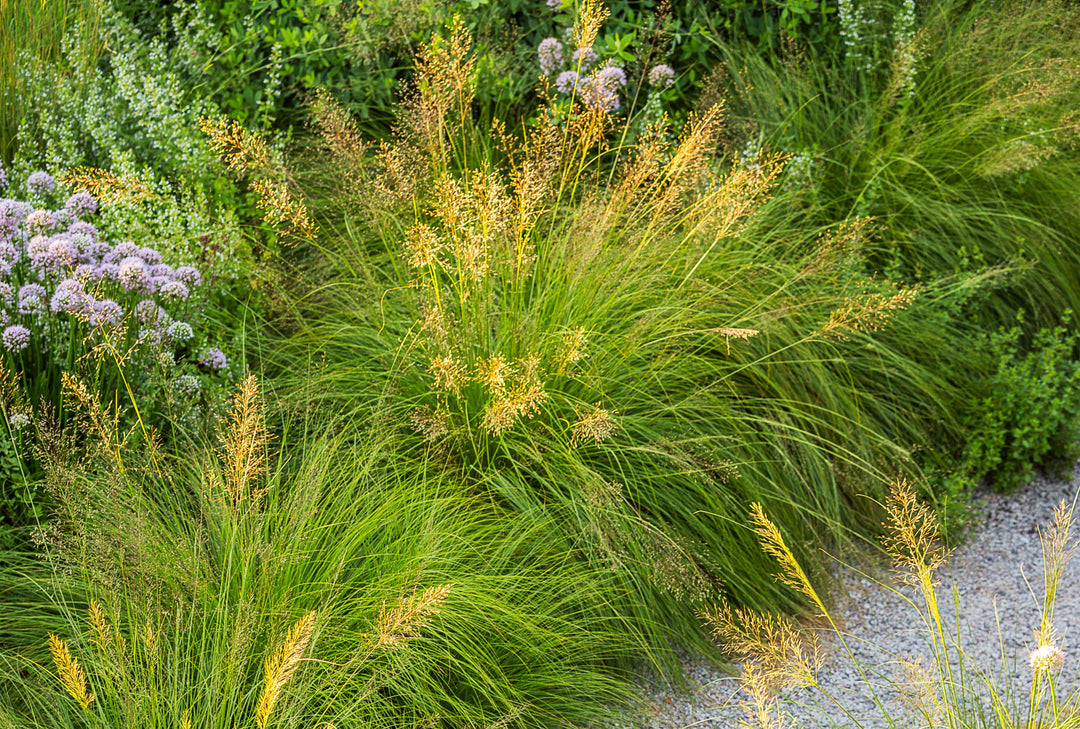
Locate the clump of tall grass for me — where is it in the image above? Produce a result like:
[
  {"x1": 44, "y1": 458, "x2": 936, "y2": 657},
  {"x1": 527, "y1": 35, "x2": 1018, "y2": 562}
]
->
[
  {"x1": 0, "y1": 373, "x2": 640, "y2": 727},
  {"x1": 245, "y1": 8, "x2": 953, "y2": 664},
  {"x1": 708, "y1": 480, "x2": 1080, "y2": 728}
]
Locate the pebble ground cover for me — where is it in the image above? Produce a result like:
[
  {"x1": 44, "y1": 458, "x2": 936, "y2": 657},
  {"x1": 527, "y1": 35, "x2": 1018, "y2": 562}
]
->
[{"x1": 2, "y1": 0, "x2": 1080, "y2": 727}]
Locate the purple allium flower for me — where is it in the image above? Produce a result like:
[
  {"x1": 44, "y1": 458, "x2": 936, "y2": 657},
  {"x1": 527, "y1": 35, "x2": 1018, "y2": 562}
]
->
[
  {"x1": 91, "y1": 299, "x2": 124, "y2": 328},
  {"x1": 18, "y1": 284, "x2": 46, "y2": 315},
  {"x1": 0, "y1": 282, "x2": 11, "y2": 304},
  {"x1": 0, "y1": 241, "x2": 19, "y2": 275},
  {"x1": 571, "y1": 47, "x2": 598, "y2": 72},
  {"x1": 598, "y1": 63, "x2": 627, "y2": 88},
  {"x1": 118, "y1": 256, "x2": 149, "y2": 291},
  {"x1": 555, "y1": 70, "x2": 581, "y2": 95},
  {"x1": 0, "y1": 202, "x2": 21, "y2": 242},
  {"x1": 26, "y1": 235, "x2": 49, "y2": 271},
  {"x1": 87, "y1": 241, "x2": 110, "y2": 261},
  {"x1": 25, "y1": 209, "x2": 55, "y2": 236},
  {"x1": 648, "y1": 64, "x2": 676, "y2": 88},
  {"x1": 199, "y1": 346, "x2": 227, "y2": 371},
  {"x1": 584, "y1": 73, "x2": 620, "y2": 112},
  {"x1": 150, "y1": 263, "x2": 175, "y2": 279},
  {"x1": 158, "y1": 280, "x2": 190, "y2": 302},
  {"x1": 166, "y1": 321, "x2": 194, "y2": 342},
  {"x1": 538, "y1": 37, "x2": 564, "y2": 76},
  {"x1": 46, "y1": 237, "x2": 79, "y2": 271},
  {"x1": 74, "y1": 263, "x2": 100, "y2": 284},
  {"x1": 0, "y1": 311, "x2": 8, "y2": 327},
  {"x1": 140, "y1": 327, "x2": 164, "y2": 347},
  {"x1": 2, "y1": 325, "x2": 30, "y2": 352},
  {"x1": 26, "y1": 171, "x2": 55, "y2": 196},
  {"x1": 68, "y1": 221, "x2": 99, "y2": 243},
  {"x1": 137, "y1": 246, "x2": 162, "y2": 265},
  {"x1": 175, "y1": 265, "x2": 201, "y2": 288},
  {"x1": 173, "y1": 373, "x2": 201, "y2": 396},
  {"x1": 64, "y1": 192, "x2": 97, "y2": 220},
  {"x1": 134, "y1": 298, "x2": 168, "y2": 326},
  {"x1": 112, "y1": 241, "x2": 139, "y2": 258},
  {"x1": 98, "y1": 262, "x2": 120, "y2": 282},
  {"x1": 51, "y1": 278, "x2": 95, "y2": 316},
  {"x1": 0, "y1": 163, "x2": 6, "y2": 191},
  {"x1": 546, "y1": 0, "x2": 561, "y2": 8}
]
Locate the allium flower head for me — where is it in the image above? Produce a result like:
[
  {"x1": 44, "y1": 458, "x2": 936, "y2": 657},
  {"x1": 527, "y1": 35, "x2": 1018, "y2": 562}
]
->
[
  {"x1": 118, "y1": 256, "x2": 150, "y2": 291},
  {"x1": 91, "y1": 299, "x2": 124, "y2": 328},
  {"x1": 134, "y1": 298, "x2": 168, "y2": 326},
  {"x1": 9, "y1": 412, "x2": 30, "y2": 431},
  {"x1": 0, "y1": 163, "x2": 6, "y2": 191},
  {"x1": 98, "y1": 262, "x2": 120, "y2": 282},
  {"x1": 17, "y1": 284, "x2": 47, "y2": 315},
  {"x1": 0, "y1": 241, "x2": 19, "y2": 275},
  {"x1": 2, "y1": 325, "x2": 30, "y2": 352},
  {"x1": 1030, "y1": 644, "x2": 1065, "y2": 673},
  {"x1": 597, "y1": 62, "x2": 627, "y2": 88},
  {"x1": 112, "y1": 241, "x2": 140, "y2": 259},
  {"x1": 46, "y1": 237, "x2": 79, "y2": 271},
  {"x1": 0, "y1": 282, "x2": 11, "y2": 304},
  {"x1": 175, "y1": 265, "x2": 202, "y2": 288},
  {"x1": 159, "y1": 280, "x2": 190, "y2": 302},
  {"x1": 166, "y1": 321, "x2": 194, "y2": 342},
  {"x1": 538, "y1": 37, "x2": 564, "y2": 75},
  {"x1": 68, "y1": 221, "x2": 99, "y2": 243},
  {"x1": 51, "y1": 278, "x2": 95, "y2": 316},
  {"x1": 173, "y1": 374, "x2": 201, "y2": 396},
  {"x1": 26, "y1": 171, "x2": 55, "y2": 196},
  {"x1": 546, "y1": 0, "x2": 561, "y2": 8},
  {"x1": 64, "y1": 192, "x2": 97, "y2": 220},
  {"x1": 150, "y1": 263, "x2": 175, "y2": 279},
  {"x1": 555, "y1": 70, "x2": 582, "y2": 95},
  {"x1": 137, "y1": 246, "x2": 162, "y2": 265},
  {"x1": 648, "y1": 64, "x2": 676, "y2": 88},
  {"x1": 199, "y1": 346, "x2": 228, "y2": 371},
  {"x1": 25, "y1": 209, "x2": 55, "y2": 236},
  {"x1": 572, "y1": 47, "x2": 598, "y2": 72}
]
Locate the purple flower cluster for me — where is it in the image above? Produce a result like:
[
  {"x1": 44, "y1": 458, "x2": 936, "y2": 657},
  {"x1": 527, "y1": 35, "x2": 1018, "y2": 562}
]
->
[
  {"x1": 26, "y1": 171, "x2": 55, "y2": 197},
  {"x1": 538, "y1": 38, "x2": 564, "y2": 76},
  {"x1": 199, "y1": 346, "x2": 227, "y2": 371},
  {"x1": 571, "y1": 47, "x2": 598, "y2": 72},
  {"x1": 0, "y1": 171, "x2": 225, "y2": 376},
  {"x1": 2, "y1": 325, "x2": 29, "y2": 352},
  {"x1": 555, "y1": 70, "x2": 581, "y2": 96},
  {"x1": 648, "y1": 64, "x2": 676, "y2": 89},
  {"x1": 0, "y1": 163, "x2": 6, "y2": 191},
  {"x1": 546, "y1": 0, "x2": 561, "y2": 8}
]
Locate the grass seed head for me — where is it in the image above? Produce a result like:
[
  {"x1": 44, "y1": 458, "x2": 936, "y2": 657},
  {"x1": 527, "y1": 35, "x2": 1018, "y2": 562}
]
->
[
  {"x1": 48, "y1": 633, "x2": 94, "y2": 711},
  {"x1": 374, "y1": 584, "x2": 453, "y2": 649},
  {"x1": 256, "y1": 611, "x2": 317, "y2": 729}
]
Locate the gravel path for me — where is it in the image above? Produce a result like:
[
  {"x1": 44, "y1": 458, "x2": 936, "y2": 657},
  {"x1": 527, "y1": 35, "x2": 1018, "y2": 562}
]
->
[{"x1": 637, "y1": 466, "x2": 1080, "y2": 728}]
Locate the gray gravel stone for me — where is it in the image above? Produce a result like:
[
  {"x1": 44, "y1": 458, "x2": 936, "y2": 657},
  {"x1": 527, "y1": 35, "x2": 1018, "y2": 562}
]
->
[{"x1": 633, "y1": 466, "x2": 1080, "y2": 728}]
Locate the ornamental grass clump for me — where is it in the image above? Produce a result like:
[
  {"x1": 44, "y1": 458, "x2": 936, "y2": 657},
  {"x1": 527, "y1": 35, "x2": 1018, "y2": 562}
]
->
[
  {"x1": 257, "y1": 11, "x2": 933, "y2": 664},
  {"x1": 0, "y1": 373, "x2": 636, "y2": 727},
  {"x1": 707, "y1": 481, "x2": 1080, "y2": 729}
]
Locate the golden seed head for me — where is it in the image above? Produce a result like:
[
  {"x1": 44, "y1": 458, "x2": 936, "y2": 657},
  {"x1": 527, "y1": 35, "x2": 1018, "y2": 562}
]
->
[
  {"x1": 374, "y1": 584, "x2": 453, "y2": 649},
  {"x1": 570, "y1": 403, "x2": 617, "y2": 447},
  {"x1": 428, "y1": 354, "x2": 466, "y2": 394},
  {"x1": 404, "y1": 224, "x2": 444, "y2": 269},
  {"x1": 60, "y1": 167, "x2": 153, "y2": 205},
  {"x1": 48, "y1": 633, "x2": 94, "y2": 711},
  {"x1": 256, "y1": 611, "x2": 317, "y2": 729}
]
